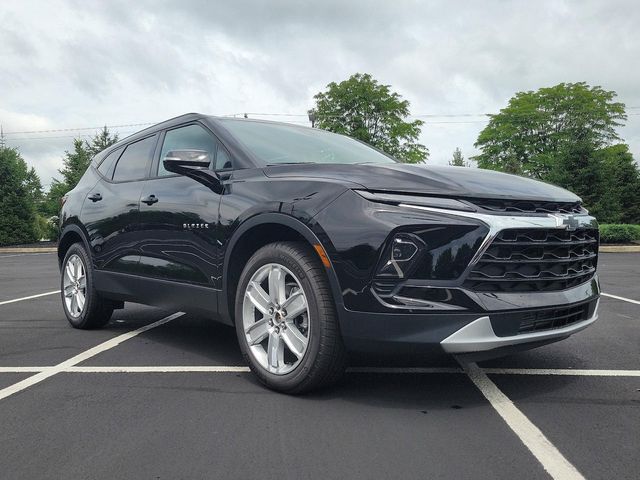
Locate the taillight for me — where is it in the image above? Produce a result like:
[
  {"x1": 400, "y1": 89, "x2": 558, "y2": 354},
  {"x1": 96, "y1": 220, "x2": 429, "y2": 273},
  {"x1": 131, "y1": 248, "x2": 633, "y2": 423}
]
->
[{"x1": 60, "y1": 194, "x2": 68, "y2": 208}]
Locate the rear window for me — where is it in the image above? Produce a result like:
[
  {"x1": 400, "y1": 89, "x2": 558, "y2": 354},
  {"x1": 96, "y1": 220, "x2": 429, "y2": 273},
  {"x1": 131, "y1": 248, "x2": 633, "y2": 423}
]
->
[
  {"x1": 97, "y1": 147, "x2": 123, "y2": 177},
  {"x1": 112, "y1": 136, "x2": 156, "y2": 182}
]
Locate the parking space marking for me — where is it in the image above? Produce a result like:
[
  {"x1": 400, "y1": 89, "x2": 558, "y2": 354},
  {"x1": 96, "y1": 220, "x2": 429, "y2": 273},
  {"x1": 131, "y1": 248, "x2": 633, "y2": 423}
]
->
[
  {"x1": 67, "y1": 366, "x2": 251, "y2": 373},
  {"x1": 2, "y1": 365, "x2": 638, "y2": 376},
  {"x1": 0, "y1": 290, "x2": 60, "y2": 306},
  {"x1": 0, "y1": 312, "x2": 184, "y2": 402},
  {"x1": 602, "y1": 292, "x2": 640, "y2": 305},
  {"x1": 462, "y1": 362, "x2": 585, "y2": 480},
  {"x1": 482, "y1": 368, "x2": 640, "y2": 377}
]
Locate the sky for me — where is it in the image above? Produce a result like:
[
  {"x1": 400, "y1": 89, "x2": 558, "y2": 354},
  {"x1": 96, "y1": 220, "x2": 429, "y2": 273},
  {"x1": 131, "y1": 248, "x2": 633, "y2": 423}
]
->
[{"x1": 1, "y1": 0, "x2": 640, "y2": 188}]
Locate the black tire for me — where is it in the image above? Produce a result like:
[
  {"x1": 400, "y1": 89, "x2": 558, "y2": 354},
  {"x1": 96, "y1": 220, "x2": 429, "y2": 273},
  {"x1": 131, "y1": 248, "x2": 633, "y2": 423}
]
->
[
  {"x1": 61, "y1": 242, "x2": 113, "y2": 329},
  {"x1": 235, "y1": 241, "x2": 347, "y2": 394}
]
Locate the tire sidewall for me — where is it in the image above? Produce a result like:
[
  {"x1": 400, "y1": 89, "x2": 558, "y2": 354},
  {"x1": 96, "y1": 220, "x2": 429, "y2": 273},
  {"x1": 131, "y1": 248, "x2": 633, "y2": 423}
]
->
[{"x1": 235, "y1": 244, "x2": 326, "y2": 391}]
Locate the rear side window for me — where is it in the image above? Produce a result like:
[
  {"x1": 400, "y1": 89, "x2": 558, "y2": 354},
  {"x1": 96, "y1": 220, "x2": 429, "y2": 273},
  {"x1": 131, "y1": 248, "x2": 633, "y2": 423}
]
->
[
  {"x1": 97, "y1": 147, "x2": 123, "y2": 177},
  {"x1": 158, "y1": 124, "x2": 217, "y2": 176},
  {"x1": 112, "y1": 136, "x2": 156, "y2": 182}
]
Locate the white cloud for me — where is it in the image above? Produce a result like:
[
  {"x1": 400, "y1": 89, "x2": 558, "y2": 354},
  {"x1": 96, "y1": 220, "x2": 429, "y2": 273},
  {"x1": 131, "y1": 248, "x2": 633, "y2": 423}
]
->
[{"x1": 1, "y1": 0, "x2": 639, "y2": 184}]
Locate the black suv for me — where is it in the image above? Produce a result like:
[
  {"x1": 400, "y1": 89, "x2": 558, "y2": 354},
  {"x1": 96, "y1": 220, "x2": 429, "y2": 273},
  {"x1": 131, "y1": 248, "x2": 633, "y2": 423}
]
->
[{"x1": 58, "y1": 113, "x2": 600, "y2": 392}]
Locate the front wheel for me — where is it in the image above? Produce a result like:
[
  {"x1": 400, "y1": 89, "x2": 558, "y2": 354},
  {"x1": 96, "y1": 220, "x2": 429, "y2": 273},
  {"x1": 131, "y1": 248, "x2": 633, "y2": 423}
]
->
[{"x1": 235, "y1": 241, "x2": 347, "y2": 394}]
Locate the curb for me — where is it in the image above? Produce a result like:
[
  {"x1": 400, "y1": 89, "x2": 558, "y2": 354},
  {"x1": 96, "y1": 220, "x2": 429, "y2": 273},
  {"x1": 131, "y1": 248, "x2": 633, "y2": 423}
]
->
[
  {"x1": 600, "y1": 245, "x2": 640, "y2": 253},
  {"x1": 0, "y1": 247, "x2": 57, "y2": 254}
]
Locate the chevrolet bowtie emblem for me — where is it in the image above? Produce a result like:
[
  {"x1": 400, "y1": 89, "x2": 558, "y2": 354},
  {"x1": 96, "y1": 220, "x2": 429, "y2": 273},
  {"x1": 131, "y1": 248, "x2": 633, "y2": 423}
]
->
[{"x1": 550, "y1": 214, "x2": 579, "y2": 231}]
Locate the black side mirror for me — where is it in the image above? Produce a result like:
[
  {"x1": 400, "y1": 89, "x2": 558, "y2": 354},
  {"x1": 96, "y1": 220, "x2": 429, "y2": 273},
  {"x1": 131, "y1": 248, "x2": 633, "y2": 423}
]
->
[
  {"x1": 162, "y1": 150, "x2": 211, "y2": 172},
  {"x1": 162, "y1": 149, "x2": 223, "y2": 193}
]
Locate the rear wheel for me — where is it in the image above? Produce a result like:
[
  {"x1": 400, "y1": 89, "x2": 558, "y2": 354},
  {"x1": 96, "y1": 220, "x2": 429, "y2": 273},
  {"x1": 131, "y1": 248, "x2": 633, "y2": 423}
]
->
[
  {"x1": 235, "y1": 241, "x2": 347, "y2": 394},
  {"x1": 61, "y1": 243, "x2": 113, "y2": 329}
]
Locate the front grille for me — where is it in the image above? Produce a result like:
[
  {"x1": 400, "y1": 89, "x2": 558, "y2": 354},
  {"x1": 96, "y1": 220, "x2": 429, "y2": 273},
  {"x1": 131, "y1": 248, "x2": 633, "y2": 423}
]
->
[
  {"x1": 464, "y1": 228, "x2": 598, "y2": 292},
  {"x1": 469, "y1": 198, "x2": 585, "y2": 215},
  {"x1": 490, "y1": 300, "x2": 597, "y2": 336}
]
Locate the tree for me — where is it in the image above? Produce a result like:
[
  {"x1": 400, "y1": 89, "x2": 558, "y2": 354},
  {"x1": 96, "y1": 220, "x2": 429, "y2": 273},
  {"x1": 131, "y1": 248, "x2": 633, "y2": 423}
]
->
[
  {"x1": 42, "y1": 127, "x2": 118, "y2": 217},
  {"x1": 312, "y1": 73, "x2": 428, "y2": 163},
  {"x1": 449, "y1": 147, "x2": 469, "y2": 167},
  {"x1": 597, "y1": 144, "x2": 640, "y2": 224},
  {"x1": 472, "y1": 82, "x2": 639, "y2": 223},
  {"x1": 473, "y1": 82, "x2": 626, "y2": 179},
  {"x1": 0, "y1": 147, "x2": 41, "y2": 245}
]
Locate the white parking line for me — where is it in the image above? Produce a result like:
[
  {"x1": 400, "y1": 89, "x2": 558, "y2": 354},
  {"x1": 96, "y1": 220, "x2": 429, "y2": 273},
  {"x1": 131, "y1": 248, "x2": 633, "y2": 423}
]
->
[
  {"x1": 0, "y1": 290, "x2": 60, "y2": 306},
  {"x1": 67, "y1": 366, "x2": 251, "y2": 373},
  {"x1": 0, "y1": 312, "x2": 184, "y2": 402},
  {"x1": 462, "y1": 362, "x2": 585, "y2": 480},
  {"x1": 482, "y1": 368, "x2": 640, "y2": 377},
  {"x1": 1, "y1": 365, "x2": 638, "y2": 376},
  {"x1": 602, "y1": 292, "x2": 640, "y2": 305}
]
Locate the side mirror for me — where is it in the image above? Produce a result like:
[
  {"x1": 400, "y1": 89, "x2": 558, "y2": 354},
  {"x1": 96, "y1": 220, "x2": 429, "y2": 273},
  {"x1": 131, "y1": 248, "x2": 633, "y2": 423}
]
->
[
  {"x1": 163, "y1": 150, "x2": 211, "y2": 173},
  {"x1": 162, "y1": 149, "x2": 223, "y2": 193}
]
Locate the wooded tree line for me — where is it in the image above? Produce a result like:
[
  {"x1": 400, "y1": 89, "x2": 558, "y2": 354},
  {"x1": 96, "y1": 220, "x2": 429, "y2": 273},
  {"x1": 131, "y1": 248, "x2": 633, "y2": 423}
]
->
[
  {"x1": 1, "y1": 76, "x2": 639, "y2": 245},
  {"x1": 0, "y1": 127, "x2": 118, "y2": 245}
]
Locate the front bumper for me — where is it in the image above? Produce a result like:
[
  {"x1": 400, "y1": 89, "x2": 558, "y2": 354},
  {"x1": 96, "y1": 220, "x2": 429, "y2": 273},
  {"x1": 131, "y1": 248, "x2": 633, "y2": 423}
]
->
[
  {"x1": 440, "y1": 299, "x2": 599, "y2": 354},
  {"x1": 338, "y1": 277, "x2": 600, "y2": 356}
]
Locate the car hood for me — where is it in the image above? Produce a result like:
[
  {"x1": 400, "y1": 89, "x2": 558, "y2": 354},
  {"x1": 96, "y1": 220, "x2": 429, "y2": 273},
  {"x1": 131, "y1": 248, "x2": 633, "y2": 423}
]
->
[{"x1": 263, "y1": 163, "x2": 580, "y2": 202}]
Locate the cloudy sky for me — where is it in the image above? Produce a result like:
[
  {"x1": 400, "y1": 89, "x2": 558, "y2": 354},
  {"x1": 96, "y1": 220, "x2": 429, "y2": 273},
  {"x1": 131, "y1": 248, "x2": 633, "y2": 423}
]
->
[{"x1": 1, "y1": 0, "x2": 639, "y2": 188}]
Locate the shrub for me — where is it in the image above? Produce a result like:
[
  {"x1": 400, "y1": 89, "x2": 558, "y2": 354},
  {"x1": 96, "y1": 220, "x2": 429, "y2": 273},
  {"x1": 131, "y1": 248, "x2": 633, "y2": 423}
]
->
[{"x1": 599, "y1": 224, "x2": 640, "y2": 244}]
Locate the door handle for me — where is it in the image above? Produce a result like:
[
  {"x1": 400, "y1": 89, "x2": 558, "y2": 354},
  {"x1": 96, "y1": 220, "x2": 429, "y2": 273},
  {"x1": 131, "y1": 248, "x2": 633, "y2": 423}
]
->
[
  {"x1": 141, "y1": 195, "x2": 158, "y2": 205},
  {"x1": 88, "y1": 193, "x2": 102, "y2": 202}
]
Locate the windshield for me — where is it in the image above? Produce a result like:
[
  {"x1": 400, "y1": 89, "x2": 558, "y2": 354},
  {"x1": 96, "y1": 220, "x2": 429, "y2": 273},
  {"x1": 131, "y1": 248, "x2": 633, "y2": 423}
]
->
[{"x1": 217, "y1": 119, "x2": 396, "y2": 166}]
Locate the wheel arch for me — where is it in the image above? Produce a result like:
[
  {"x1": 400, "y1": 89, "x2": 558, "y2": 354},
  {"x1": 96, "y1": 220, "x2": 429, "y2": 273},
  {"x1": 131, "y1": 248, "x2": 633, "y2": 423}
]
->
[
  {"x1": 222, "y1": 213, "x2": 343, "y2": 324},
  {"x1": 57, "y1": 223, "x2": 92, "y2": 270}
]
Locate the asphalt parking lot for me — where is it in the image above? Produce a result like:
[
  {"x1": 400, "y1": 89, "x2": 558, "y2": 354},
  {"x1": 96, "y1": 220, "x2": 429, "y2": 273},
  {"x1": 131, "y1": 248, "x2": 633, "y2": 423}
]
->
[{"x1": 0, "y1": 252, "x2": 638, "y2": 480}]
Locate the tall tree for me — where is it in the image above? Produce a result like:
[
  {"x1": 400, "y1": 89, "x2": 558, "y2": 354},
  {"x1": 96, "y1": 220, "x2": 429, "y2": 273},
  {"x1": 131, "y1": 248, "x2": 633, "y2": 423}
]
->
[
  {"x1": 0, "y1": 147, "x2": 41, "y2": 245},
  {"x1": 473, "y1": 82, "x2": 626, "y2": 179},
  {"x1": 449, "y1": 147, "x2": 469, "y2": 167},
  {"x1": 312, "y1": 73, "x2": 428, "y2": 163},
  {"x1": 43, "y1": 127, "x2": 118, "y2": 217}
]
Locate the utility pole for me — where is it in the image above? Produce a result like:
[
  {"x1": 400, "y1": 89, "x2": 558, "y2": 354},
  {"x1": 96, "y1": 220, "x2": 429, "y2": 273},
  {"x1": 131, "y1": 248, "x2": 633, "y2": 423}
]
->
[{"x1": 0, "y1": 124, "x2": 5, "y2": 149}]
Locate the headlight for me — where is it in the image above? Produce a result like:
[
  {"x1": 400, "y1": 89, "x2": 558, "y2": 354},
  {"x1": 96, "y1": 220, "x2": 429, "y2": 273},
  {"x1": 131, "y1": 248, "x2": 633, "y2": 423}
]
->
[{"x1": 354, "y1": 190, "x2": 476, "y2": 212}]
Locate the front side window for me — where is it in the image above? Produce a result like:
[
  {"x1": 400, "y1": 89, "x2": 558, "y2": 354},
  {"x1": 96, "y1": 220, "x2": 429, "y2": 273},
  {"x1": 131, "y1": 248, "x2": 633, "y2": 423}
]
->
[
  {"x1": 112, "y1": 136, "x2": 156, "y2": 182},
  {"x1": 158, "y1": 124, "x2": 217, "y2": 176},
  {"x1": 217, "y1": 118, "x2": 397, "y2": 166}
]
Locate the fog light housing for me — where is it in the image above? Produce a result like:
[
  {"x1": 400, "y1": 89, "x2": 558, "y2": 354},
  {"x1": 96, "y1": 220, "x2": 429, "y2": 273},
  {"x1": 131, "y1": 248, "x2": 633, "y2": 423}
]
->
[{"x1": 376, "y1": 233, "x2": 424, "y2": 279}]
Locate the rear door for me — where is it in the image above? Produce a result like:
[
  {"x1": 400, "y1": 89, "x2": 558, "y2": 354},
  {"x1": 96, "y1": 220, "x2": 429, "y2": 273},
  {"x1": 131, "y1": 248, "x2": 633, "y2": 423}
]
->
[
  {"x1": 82, "y1": 134, "x2": 158, "y2": 273},
  {"x1": 137, "y1": 122, "x2": 232, "y2": 288}
]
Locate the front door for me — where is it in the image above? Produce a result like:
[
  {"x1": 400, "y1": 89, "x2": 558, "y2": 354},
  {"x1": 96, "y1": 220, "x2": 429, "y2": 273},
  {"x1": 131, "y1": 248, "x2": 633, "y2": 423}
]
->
[{"x1": 137, "y1": 123, "x2": 232, "y2": 289}]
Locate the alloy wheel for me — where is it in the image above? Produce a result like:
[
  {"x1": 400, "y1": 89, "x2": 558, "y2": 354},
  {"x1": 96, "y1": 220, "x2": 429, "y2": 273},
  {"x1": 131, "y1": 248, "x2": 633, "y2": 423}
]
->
[
  {"x1": 63, "y1": 254, "x2": 87, "y2": 318},
  {"x1": 242, "y1": 263, "x2": 310, "y2": 375}
]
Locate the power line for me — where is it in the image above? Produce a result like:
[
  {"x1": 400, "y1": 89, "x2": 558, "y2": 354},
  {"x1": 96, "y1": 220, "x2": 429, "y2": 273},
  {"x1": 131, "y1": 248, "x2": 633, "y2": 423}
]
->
[
  {"x1": 3, "y1": 111, "x2": 640, "y2": 140},
  {"x1": 2, "y1": 122, "x2": 155, "y2": 136}
]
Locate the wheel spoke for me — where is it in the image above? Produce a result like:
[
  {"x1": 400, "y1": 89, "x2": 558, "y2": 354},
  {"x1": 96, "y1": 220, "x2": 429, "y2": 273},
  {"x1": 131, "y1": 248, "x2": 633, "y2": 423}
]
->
[
  {"x1": 76, "y1": 291, "x2": 85, "y2": 311},
  {"x1": 245, "y1": 318, "x2": 270, "y2": 346},
  {"x1": 268, "y1": 266, "x2": 286, "y2": 305},
  {"x1": 65, "y1": 262, "x2": 75, "y2": 282},
  {"x1": 70, "y1": 294, "x2": 78, "y2": 314},
  {"x1": 246, "y1": 281, "x2": 270, "y2": 314},
  {"x1": 64, "y1": 284, "x2": 75, "y2": 298},
  {"x1": 267, "y1": 332, "x2": 284, "y2": 372},
  {"x1": 78, "y1": 276, "x2": 87, "y2": 289},
  {"x1": 282, "y1": 323, "x2": 308, "y2": 359},
  {"x1": 285, "y1": 293, "x2": 307, "y2": 319}
]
